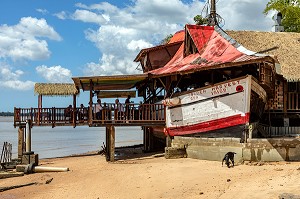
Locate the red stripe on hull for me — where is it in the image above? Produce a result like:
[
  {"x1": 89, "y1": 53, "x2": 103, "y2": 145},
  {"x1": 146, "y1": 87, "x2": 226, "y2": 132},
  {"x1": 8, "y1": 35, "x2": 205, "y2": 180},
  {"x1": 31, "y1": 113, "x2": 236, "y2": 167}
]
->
[{"x1": 166, "y1": 113, "x2": 250, "y2": 136}]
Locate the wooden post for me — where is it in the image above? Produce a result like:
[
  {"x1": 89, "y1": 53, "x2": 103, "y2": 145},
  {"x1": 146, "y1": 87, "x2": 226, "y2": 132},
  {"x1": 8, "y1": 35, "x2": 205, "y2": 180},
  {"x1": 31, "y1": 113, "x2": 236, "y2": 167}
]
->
[
  {"x1": 110, "y1": 126, "x2": 115, "y2": 161},
  {"x1": 38, "y1": 95, "x2": 42, "y2": 125},
  {"x1": 88, "y1": 79, "x2": 93, "y2": 126},
  {"x1": 143, "y1": 127, "x2": 153, "y2": 152},
  {"x1": 73, "y1": 94, "x2": 77, "y2": 127},
  {"x1": 283, "y1": 80, "x2": 288, "y2": 117},
  {"x1": 18, "y1": 127, "x2": 24, "y2": 159},
  {"x1": 105, "y1": 126, "x2": 115, "y2": 161},
  {"x1": 143, "y1": 127, "x2": 147, "y2": 151},
  {"x1": 25, "y1": 120, "x2": 32, "y2": 153}
]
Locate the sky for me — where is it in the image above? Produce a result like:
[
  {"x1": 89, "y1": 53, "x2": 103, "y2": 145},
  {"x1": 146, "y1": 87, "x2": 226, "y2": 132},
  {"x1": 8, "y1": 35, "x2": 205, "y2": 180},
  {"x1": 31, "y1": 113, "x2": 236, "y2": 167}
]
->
[{"x1": 0, "y1": 0, "x2": 275, "y2": 112}]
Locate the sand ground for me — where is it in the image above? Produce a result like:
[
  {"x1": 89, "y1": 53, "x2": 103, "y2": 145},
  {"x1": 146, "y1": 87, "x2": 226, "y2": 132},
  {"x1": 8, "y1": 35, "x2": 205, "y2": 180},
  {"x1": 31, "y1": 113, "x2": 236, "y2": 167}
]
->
[{"x1": 1, "y1": 148, "x2": 300, "y2": 199}]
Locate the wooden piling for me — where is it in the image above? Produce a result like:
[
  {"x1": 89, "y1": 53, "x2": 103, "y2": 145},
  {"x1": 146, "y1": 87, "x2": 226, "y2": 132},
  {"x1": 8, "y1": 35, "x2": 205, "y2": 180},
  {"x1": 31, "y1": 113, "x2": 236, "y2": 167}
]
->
[
  {"x1": 18, "y1": 127, "x2": 24, "y2": 159},
  {"x1": 105, "y1": 125, "x2": 115, "y2": 161},
  {"x1": 143, "y1": 127, "x2": 154, "y2": 152}
]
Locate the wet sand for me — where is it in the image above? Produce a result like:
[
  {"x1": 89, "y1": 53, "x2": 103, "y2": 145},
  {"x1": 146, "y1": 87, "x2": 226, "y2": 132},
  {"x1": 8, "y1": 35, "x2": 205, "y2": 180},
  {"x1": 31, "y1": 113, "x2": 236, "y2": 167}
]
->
[{"x1": 1, "y1": 148, "x2": 300, "y2": 199}]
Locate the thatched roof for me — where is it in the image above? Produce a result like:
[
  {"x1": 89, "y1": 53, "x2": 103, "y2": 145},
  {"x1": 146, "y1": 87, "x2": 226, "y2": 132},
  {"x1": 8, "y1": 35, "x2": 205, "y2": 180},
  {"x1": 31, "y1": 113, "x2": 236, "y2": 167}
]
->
[
  {"x1": 34, "y1": 83, "x2": 79, "y2": 96},
  {"x1": 227, "y1": 31, "x2": 300, "y2": 81}
]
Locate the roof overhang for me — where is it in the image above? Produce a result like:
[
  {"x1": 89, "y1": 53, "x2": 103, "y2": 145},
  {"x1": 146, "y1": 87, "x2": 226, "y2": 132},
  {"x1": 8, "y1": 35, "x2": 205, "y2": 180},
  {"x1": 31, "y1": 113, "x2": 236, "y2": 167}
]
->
[
  {"x1": 149, "y1": 56, "x2": 275, "y2": 78},
  {"x1": 72, "y1": 74, "x2": 148, "y2": 91},
  {"x1": 34, "y1": 83, "x2": 79, "y2": 96},
  {"x1": 134, "y1": 41, "x2": 183, "y2": 62}
]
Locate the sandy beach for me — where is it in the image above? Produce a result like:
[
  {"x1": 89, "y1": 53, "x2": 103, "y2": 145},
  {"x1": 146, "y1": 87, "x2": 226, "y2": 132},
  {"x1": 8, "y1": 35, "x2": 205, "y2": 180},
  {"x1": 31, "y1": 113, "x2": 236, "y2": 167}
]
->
[{"x1": 1, "y1": 148, "x2": 300, "y2": 199}]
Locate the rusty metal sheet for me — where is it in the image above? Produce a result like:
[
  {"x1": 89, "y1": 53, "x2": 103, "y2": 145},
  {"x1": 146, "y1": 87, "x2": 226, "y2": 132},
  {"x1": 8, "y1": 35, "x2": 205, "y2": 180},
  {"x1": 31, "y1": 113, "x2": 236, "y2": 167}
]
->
[
  {"x1": 149, "y1": 25, "x2": 272, "y2": 77},
  {"x1": 168, "y1": 30, "x2": 185, "y2": 44},
  {"x1": 72, "y1": 74, "x2": 147, "y2": 91}
]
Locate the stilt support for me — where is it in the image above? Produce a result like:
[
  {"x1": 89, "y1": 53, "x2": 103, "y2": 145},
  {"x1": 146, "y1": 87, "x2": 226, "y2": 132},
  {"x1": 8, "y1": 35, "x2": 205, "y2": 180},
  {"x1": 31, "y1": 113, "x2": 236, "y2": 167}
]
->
[
  {"x1": 106, "y1": 125, "x2": 115, "y2": 161},
  {"x1": 143, "y1": 127, "x2": 154, "y2": 152},
  {"x1": 18, "y1": 127, "x2": 25, "y2": 159}
]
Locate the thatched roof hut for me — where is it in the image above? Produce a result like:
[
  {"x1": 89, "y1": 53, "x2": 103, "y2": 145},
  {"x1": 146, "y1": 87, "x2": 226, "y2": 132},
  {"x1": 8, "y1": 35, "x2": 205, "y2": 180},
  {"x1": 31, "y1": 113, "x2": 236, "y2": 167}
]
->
[
  {"x1": 34, "y1": 83, "x2": 79, "y2": 96},
  {"x1": 227, "y1": 31, "x2": 300, "y2": 82}
]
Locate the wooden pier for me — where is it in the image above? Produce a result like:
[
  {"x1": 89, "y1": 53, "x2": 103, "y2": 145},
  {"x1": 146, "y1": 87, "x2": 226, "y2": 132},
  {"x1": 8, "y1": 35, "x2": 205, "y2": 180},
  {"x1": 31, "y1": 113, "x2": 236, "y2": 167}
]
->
[{"x1": 14, "y1": 103, "x2": 166, "y2": 161}]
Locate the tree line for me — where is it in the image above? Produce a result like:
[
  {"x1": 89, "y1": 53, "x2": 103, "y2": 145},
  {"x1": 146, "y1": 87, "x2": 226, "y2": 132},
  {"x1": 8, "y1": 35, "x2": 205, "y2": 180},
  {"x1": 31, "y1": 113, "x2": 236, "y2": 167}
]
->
[{"x1": 0, "y1": 112, "x2": 14, "y2": 116}]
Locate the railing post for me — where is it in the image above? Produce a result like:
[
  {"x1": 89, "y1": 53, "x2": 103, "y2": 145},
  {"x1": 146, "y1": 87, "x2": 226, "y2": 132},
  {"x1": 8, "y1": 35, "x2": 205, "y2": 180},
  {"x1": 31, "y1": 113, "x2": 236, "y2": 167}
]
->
[
  {"x1": 88, "y1": 106, "x2": 93, "y2": 126},
  {"x1": 52, "y1": 107, "x2": 55, "y2": 127},
  {"x1": 30, "y1": 108, "x2": 33, "y2": 122},
  {"x1": 14, "y1": 107, "x2": 17, "y2": 128}
]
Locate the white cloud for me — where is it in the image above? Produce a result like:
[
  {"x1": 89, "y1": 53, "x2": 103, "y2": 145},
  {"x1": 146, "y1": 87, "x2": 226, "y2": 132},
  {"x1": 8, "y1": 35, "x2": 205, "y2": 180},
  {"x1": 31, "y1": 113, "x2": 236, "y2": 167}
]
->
[
  {"x1": 36, "y1": 65, "x2": 72, "y2": 83},
  {"x1": 72, "y1": 9, "x2": 109, "y2": 24},
  {"x1": 0, "y1": 64, "x2": 35, "y2": 90},
  {"x1": 218, "y1": 0, "x2": 274, "y2": 31},
  {"x1": 36, "y1": 8, "x2": 48, "y2": 15},
  {"x1": 127, "y1": 40, "x2": 153, "y2": 51},
  {"x1": 0, "y1": 17, "x2": 61, "y2": 61},
  {"x1": 53, "y1": 11, "x2": 68, "y2": 20},
  {"x1": 65, "y1": 0, "x2": 274, "y2": 76}
]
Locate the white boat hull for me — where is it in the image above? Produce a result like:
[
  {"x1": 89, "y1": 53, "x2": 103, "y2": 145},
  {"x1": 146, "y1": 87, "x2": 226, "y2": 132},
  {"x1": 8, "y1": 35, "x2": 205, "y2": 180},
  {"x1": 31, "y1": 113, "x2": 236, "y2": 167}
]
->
[{"x1": 164, "y1": 75, "x2": 267, "y2": 136}]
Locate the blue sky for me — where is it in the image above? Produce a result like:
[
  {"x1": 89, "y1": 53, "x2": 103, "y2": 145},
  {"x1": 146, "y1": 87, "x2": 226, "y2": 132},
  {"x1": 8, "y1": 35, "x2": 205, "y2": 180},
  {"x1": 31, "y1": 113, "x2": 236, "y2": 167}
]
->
[{"x1": 0, "y1": 0, "x2": 275, "y2": 111}]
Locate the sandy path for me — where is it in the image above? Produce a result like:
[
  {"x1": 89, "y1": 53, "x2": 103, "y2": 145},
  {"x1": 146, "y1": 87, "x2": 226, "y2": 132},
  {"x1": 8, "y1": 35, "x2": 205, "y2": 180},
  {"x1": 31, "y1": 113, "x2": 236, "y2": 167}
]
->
[{"x1": 1, "y1": 150, "x2": 300, "y2": 199}]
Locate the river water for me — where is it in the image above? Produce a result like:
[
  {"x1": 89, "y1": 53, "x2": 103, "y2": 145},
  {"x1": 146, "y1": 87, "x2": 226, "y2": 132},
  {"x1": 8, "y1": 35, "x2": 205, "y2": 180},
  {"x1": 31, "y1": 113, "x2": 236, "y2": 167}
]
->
[{"x1": 0, "y1": 117, "x2": 143, "y2": 159}]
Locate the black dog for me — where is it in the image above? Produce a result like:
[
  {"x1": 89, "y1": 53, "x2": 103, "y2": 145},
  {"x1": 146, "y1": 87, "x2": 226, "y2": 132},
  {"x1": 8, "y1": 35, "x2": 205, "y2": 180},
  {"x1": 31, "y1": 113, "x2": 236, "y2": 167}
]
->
[{"x1": 222, "y1": 152, "x2": 236, "y2": 168}]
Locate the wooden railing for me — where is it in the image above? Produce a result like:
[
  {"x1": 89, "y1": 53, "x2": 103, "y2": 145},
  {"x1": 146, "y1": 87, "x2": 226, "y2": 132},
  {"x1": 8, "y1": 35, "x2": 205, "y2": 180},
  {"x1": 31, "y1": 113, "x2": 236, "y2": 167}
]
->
[
  {"x1": 14, "y1": 103, "x2": 165, "y2": 127},
  {"x1": 91, "y1": 103, "x2": 165, "y2": 123}
]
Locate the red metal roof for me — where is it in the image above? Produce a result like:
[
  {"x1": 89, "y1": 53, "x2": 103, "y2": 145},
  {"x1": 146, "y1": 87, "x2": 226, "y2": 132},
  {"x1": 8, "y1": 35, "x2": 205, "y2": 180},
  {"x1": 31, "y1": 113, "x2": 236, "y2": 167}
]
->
[
  {"x1": 168, "y1": 30, "x2": 185, "y2": 44},
  {"x1": 149, "y1": 25, "x2": 273, "y2": 77}
]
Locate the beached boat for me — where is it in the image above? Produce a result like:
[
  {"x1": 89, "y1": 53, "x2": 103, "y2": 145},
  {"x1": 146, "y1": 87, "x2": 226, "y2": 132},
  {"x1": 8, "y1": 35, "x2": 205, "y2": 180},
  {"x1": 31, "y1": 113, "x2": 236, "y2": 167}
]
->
[
  {"x1": 163, "y1": 75, "x2": 267, "y2": 137},
  {"x1": 135, "y1": 24, "x2": 278, "y2": 140}
]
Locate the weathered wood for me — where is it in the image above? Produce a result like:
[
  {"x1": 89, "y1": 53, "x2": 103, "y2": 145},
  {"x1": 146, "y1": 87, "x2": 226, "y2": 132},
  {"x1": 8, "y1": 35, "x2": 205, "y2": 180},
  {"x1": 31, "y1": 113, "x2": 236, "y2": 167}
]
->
[
  {"x1": 0, "y1": 182, "x2": 37, "y2": 192},
  {"x1": 109, "y1": 126, "x2": 115, "y2": 161},
  {"x1": 0, "y1": 172, "x2": 24, "y2": 179},
  {"x1": 106, "y1": 127, "x2": 110, "y2": 161},
  {"x1": 105, "y1": 126, "x2": 115, "y2": 161},
  {"x1": 18, "y1": 127, "x2": 24, "y2": 159}
]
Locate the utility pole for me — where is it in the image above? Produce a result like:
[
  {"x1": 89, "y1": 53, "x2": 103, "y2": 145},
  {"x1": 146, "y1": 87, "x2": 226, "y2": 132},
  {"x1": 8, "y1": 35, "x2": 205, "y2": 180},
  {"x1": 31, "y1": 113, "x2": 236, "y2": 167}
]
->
[{"x1": 208, "y1": 0, "x2": 218, "y2": 26}]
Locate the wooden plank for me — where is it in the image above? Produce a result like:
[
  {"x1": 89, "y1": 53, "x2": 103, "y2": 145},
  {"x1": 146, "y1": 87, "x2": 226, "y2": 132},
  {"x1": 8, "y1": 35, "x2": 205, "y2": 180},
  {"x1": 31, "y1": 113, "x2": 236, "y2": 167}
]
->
[
  {"x1": 110, "y1": 126, "x2": 115, "y2": 162},
  {"x1": 0, "y1": 182, "x2": 36, "y2": 191},
  {"x1": 0, "y1": 172, "x2": 24, "y2": 180},
  {"x1": 97, "y1": 90, "x2": 136, "y2": 99}
]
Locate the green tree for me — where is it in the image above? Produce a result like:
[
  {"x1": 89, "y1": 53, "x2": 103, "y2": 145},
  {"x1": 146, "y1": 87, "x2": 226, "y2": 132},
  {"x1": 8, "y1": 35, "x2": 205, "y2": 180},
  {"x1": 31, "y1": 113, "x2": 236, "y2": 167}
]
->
[
  {"x1": 194, "y1": 15, "x2": 208, "y2": 25},
  {"x1": 160, "y1": 34, "x2": 173, "y2": 45},
  {"x1": 264, "y1": 0, "x2": 300, "y2": 32}
]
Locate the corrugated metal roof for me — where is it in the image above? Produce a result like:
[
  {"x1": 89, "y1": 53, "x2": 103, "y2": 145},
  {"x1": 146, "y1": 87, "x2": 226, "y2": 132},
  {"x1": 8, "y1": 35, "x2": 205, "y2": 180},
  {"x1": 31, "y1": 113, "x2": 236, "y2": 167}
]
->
[
  {"x1": 148, "y1": 25, "x2": 274, "y2": 77},
  {"x1": 134, "y1": 41, "x2": 182, "y2": 62},
  {"x1": 72, "y1": 74, "x2": 148, "y2": 91},
  {"x1": 168, "y1": 30, "x2": 185, "y2": 44}
]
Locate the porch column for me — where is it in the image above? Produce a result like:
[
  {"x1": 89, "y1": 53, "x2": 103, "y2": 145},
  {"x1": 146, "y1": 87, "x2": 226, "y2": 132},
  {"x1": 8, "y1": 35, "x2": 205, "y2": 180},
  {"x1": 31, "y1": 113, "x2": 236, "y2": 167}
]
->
[
  {"x1": 73, "y1": 94, "x2": 77, "y2": 127},
  {"x1": 37, "y1": 95, "x2": 42, "y2": 125},
  {"x1": 88, "y1": 79, "x2": 93, "y2": 126}
]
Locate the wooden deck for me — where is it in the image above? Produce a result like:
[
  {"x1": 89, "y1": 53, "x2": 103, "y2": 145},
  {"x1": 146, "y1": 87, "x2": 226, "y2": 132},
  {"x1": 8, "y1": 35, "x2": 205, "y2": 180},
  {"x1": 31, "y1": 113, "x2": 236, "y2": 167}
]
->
[{"x1": 14, "y1": 103, "x2": 166, "y2": 128}]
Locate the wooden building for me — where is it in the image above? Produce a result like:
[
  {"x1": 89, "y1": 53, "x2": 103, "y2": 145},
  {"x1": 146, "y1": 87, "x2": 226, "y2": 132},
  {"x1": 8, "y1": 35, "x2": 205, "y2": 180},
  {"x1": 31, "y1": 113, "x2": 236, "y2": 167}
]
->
[{"x1": 228, "y1": 31, "x2": 300, "y2": 135}]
